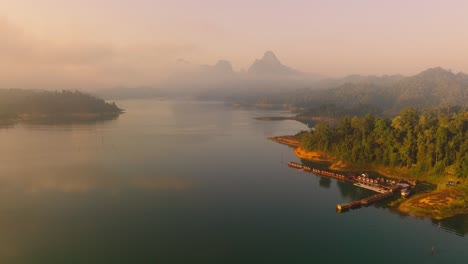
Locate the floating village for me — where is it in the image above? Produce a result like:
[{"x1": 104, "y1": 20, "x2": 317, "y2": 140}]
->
[{"x1": 287, "y1": 161, "x2": 417, "y2": 212}]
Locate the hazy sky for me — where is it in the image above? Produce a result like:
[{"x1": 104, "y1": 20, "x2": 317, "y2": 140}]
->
[{"x1": 1, "y1": 0, "x2": 468, "y2": 89}]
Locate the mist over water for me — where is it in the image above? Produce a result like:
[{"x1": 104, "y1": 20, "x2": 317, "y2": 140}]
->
[
  {"x1": 2, "y1": 1, "x2": 468, "y2": 262},
  {"x1": 0, "y1": 100, "x2": 465, "y2": 263}
]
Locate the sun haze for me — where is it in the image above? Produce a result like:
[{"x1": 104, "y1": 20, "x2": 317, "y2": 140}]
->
[{"x1": 1, "y1": 0, "x2": 468, "y2": 89}]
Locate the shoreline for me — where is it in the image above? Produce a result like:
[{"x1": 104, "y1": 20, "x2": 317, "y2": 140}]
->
[
  {"x1": 271, "y1": 135, "x2": 468, "y2": 220},
  {"x1": 0, "y1": 111, "x2": 123, "y2": 125},
  {"x1": 17, "y1": 111, "x2": 123, "y2": 119},
  {"x1": 294, "y1": 147, "x2": 334, "y2": 163},
  {"x1": 256, "y1": 116, "x2": 338, "y2": 123}
]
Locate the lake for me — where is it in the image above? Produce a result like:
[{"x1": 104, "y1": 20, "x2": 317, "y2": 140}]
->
[{"x1": 0, "y1": 100, "x2": 466, "y2": 263}]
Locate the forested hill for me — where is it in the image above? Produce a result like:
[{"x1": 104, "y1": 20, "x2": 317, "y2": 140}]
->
[
  {"x1": 299, "y1": 107, "x2": 468, "y2": 178},
  {"x1": 240, "y1": 68, "x2": 468, "y2": 117},
  {"x1": 0, "y1": 89, "x2": 122, "y2": 119},
  {"x1": 389, "y1": 68, "x2": 468, "y2": 113}
]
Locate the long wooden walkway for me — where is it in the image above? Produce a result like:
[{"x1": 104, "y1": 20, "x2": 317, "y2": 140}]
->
[
  {"x1": 288, "y1": 162, "x2": 348, "y2": 181},
  {"x1": 337, "y1": 192, "x2": 394, "y2": 211},
  {"x1": 353, "y1": 183, "x2": 388, "y2": 193},
  {"x1": 287, "y1": 161, "x2": 397, "y2": 212}
]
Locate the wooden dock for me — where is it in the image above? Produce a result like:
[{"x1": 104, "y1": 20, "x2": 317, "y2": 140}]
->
[
  {"x1": 337, "y1": 190, "x2": 394, "y2": 212},
  {"x1": 353, "y1": 182, "x2": 388, "y2": 193},
  {"x1": 288, "y1": 162, "x2": 348, "y2": 181},
  {"x1": 286, "y1": 161, "x2": 397, "y2": 213}
]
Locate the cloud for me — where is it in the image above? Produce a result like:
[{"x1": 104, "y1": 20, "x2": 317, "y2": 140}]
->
[
  {"x1": 0, "y1": 16, "x2": 198, "y2": 89},
  {"x1": 0, "y1": 17, "x2": 34, "y2": 60}
]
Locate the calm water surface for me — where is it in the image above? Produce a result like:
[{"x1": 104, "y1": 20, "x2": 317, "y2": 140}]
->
[{"x1": 0, "y1": 100, "x2": 466, "y2": 263}]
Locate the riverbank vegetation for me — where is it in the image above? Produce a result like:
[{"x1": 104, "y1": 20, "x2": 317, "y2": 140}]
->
[
  {"x1": 398, "y1": 184, "x2": 468, "y2": 220},
  {"x1": 273, "y1": 106, "x2": 467, "y2": 219},
  {"x1": 300, "y1": 107, "x2": 467, "y2": 180}
]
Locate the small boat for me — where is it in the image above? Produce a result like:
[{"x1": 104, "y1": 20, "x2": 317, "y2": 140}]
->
[{"x1": 401, "y1": 188, "x2": 411, "y2": 198}]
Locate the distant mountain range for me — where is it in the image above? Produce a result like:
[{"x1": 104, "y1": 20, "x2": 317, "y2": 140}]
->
[
  {"x1": 390, "y1": 67, "x2": 468, "y2": 112},
  {"x1": 246, "y1": 67, "x2": 468, "y2": 116},
  {"x1": 97, "y1": 51, "x2": 319, "y2": 99},
  {"x1": 196, "y1": 51, "x2": 303, "y2": 77},
  {"x1": 94, "y1": 52, "x2": 468, "y2": 116},
  {"x1": 248, "y1": 51, "x2": 301, "y2": 76}
]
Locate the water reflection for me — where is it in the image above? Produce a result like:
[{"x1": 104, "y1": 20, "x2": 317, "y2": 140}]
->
[
  {"x1": 0, "y1": 174, "x2": 191, "y2": 195},
  {"x1": 0, "y1": 114, "x2": 120, "y2": 129},
  {"x1": 0, "y1": 119, "x2": 18, "y2": 128},
  {"x1": 433, "y1": 216, "x2": 468, "y2": 237},
  {"x1": 319, "y1": 177, "x2": 331, "y2": 188}
]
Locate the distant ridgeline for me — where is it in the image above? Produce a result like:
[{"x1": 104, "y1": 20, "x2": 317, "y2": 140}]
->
[
  {"x1": 0, "y1": 89, "x2": 122, "y2": 120},
  {"x1": 240, "y1": 67, "x2": 468, "y2": 117},
  {"x1": 298, "y1": 107, "x2": 468, "y2": 178}
]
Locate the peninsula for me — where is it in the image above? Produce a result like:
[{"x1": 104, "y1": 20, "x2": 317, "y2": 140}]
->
[{"x1": 270, "y1": 107, "x2": 468, "y2": 220}]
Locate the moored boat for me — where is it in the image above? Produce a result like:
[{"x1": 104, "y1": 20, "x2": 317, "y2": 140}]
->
[{"x1": 401, "y1": 188, "x2": 411, "y2": 198}]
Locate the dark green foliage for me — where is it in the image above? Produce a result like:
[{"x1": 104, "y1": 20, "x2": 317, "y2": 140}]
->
[
  {"x1": 302, "y1": 107, "x2": 468, "y2": 178},
  {"x1": 0, "y1": 89, "x2": 122, "y2": 119}
]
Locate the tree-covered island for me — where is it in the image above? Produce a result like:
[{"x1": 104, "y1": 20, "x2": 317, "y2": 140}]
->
[{"x1": 0, "y1": 89, "x2": 123, "y2": 124}]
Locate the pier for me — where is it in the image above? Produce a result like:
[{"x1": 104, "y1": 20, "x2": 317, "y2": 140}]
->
[
  {"x1": 287, "y1": 161, "x2": 399, "y2": 212},
  {"x1": 353, "y1": 182, "x2": 388, "y2": 193},
  {"x1": 336, "y1": 192, "x2": 394, "y2": 211},
  {"x1": 288, "y1": 162, "x2": 348, "y2": 181}
]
